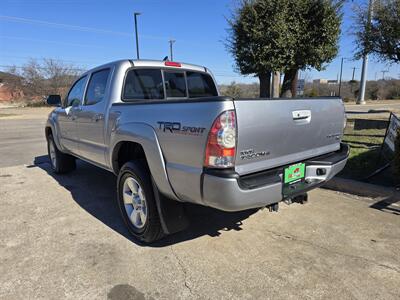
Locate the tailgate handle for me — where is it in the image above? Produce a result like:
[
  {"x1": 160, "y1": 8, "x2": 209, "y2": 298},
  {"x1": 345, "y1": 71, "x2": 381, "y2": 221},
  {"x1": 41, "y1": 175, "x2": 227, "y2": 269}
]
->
[{"x1": 292, "y1": 110, "x2": 311, "y2": 122}]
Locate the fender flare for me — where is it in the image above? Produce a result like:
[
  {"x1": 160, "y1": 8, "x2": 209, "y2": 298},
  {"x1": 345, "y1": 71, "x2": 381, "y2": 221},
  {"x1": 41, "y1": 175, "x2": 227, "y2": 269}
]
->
[
  {"x1": 109, "y1": 122, "x2": 179, "y2": 202},
  {"x1": 45, "y1": 115, "x2": 63, "y2": 151}
]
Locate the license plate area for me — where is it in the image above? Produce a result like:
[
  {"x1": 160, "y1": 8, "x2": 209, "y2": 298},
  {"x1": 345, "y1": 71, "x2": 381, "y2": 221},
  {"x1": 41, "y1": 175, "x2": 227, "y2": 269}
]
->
[
  {"x1": 284, "y1": 163, "x2": 306, "y2": 184},
  {"x1": 282, "y1": 162, "x2": 306, "y2": 197}
]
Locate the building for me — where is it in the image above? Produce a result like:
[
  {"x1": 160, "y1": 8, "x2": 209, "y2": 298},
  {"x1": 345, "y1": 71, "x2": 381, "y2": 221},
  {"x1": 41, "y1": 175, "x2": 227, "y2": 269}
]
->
[{"x1": 313, "y1": 79, "x2": 328, "y2": 84}]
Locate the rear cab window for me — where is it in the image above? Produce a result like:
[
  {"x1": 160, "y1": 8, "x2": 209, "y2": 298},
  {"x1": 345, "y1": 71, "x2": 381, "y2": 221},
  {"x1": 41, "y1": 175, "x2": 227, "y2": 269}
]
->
[
  {"x1": 164, "y1": 71, "x2": 187, "y2": 98},
  {"x1": 123, "y1": 69, "x2": 164, "y2": 100},
  {"x1": 122, "y1": 68, "x2": 218, "y2": 101},
  {"x1": 187, "y1": 71, "x2": 218, "y2": 98}
]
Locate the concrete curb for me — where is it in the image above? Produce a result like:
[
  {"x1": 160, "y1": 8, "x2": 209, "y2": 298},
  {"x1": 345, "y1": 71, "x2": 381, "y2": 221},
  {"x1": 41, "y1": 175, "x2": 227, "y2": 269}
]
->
[{"x1": 322, "y1": 177, "x2": 400, "y2": 200}]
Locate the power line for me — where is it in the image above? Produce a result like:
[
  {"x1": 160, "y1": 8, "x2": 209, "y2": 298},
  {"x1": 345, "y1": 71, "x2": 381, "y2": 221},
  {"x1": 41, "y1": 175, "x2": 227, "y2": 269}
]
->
[
  {"x1": 0, "y1": 54, "x2": 103, "y2": 65},
  {"x1": 0, "y1": 15, "x2": 169, "y2": 41},
  {"x1": 0, "y1": 35, "x2": 109, "y2": 49},
  {"x1": 0, "y1": 64, "x2": 87, "y2": 72},
  {"x1": 0, "y1": 15, "x2": 131, "y2": 36}
]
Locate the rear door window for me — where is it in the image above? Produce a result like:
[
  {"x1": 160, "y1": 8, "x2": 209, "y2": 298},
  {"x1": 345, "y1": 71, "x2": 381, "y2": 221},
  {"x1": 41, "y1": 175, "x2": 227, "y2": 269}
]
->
[
  {"x1": 164, "y1": 71, "x2": 187, "y2": 98},
  {"x1": 123, "y1": 69, "x2": 164, "y2": 100},
  {"x1": 187, "y1": 72, "x2": 218, "y2": 98}
]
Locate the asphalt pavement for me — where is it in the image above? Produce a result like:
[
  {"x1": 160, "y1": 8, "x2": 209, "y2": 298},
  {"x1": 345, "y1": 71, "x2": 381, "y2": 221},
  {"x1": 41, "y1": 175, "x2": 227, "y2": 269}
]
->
[{"x1": 0, "y1": 107, "x2": 399, "y2": 299}]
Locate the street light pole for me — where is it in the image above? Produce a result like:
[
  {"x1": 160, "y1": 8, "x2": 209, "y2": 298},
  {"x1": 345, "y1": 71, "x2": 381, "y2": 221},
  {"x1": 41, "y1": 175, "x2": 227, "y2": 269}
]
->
[
  {"x1": 134, "y1": 12, "x2": 141, "y2": 59},
  {"x1": 169, "y1": 39, "x2": 175, "y2": 61},
  {"x1": 338, "y1": 57, "x2": 344, "y2": 96},
  {"x1": 357, "y1": 0, "x2": 374, "y2": 105}
]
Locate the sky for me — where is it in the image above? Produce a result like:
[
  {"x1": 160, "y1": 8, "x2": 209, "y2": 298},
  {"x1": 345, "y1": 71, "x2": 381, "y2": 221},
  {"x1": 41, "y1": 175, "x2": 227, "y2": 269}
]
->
[{"x1": 1, "y1": 0, "x2": 399, "y2": 85}]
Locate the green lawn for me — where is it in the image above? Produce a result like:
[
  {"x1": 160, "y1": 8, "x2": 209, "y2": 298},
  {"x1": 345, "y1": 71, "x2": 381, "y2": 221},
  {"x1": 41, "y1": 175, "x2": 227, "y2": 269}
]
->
[
  {"x1": 0, "y1": 113, "x2": 15, "y2": 118},
  {"x1": 340, "y1": 126, "x2": 396, "y2": 185}
]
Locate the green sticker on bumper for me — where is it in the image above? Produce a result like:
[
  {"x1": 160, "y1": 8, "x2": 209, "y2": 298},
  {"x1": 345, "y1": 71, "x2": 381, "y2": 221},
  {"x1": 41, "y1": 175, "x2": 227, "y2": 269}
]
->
[{"x1": 284, "y1": 163, "x2": 305, "y2": 184}]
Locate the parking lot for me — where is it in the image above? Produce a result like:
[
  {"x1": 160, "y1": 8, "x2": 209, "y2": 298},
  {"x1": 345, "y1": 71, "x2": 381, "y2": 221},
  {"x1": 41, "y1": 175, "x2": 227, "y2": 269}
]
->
[{"x1": 1, "y1": 107, "x2": 400, "y2": 299}]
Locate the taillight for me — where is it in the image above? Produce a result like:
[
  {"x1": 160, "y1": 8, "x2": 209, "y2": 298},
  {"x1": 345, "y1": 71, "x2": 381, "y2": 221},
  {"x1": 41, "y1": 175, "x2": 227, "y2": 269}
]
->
[{"x1": 204, "y1": 110, "x2": 236, "y2": 168}]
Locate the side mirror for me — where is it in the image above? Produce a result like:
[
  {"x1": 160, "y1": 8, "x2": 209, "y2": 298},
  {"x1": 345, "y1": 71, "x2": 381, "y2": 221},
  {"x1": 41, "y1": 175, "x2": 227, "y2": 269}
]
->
[{"x1": 46, "y1": 95, "x2": 61, "y2": 106}]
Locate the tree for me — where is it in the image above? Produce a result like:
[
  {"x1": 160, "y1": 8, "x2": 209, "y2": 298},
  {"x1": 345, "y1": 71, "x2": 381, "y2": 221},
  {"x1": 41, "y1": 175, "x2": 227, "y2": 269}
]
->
[
  {"x1": 226, "y1": 0, "x2": 296, "y2": 97},
  {"x1": 355, "y1": 0, "x2": 400, "y2": 64},
  {"x1": 280, "y1": 0, "x2": 343, "y2": 96},
  {"x1": 7, "y1": 58, "x2": 81, "y2": 101},
  {"x1": 43, "y1": 58, "x2": 80, "y2": 96},
  {"x1": 223, "y1": 81, "x2": 243, "y2": 98},
  {"x1": 226, "y1": 0, "x2": 342, "y2": 98}
]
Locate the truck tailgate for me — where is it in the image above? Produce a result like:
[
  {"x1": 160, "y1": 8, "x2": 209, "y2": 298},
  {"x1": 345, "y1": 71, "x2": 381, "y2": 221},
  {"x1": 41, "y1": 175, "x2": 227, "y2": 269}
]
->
[{"x1": 234, "y1": 98, "x2": 345, "y2": 175}]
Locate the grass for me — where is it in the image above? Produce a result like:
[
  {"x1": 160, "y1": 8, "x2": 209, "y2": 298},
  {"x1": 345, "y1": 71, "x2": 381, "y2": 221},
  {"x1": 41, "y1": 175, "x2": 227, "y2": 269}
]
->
[
  {"x1": 26, "y1": 101, "x2": 48, "y2": 107},
  {"x1": 340, "y1": 126, "x2": 396, "y2": 186},
  {"x1": 0, "y1": 113, "x2": 16, "y2": 118}
]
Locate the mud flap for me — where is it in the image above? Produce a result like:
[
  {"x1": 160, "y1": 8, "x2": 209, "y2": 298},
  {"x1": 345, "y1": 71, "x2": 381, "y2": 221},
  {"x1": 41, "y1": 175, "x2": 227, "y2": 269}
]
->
[{"x1": 151, "y1": 178, "x2": 189, "y2": 235}]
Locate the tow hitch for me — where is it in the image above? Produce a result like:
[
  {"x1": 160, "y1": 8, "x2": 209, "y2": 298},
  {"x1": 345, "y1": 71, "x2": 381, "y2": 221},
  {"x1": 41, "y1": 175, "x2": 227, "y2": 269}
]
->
[
  {"x1": 268, "y1": 202, "x2": 279, "y2": 212},
  {"x1": 284, "y1": 193, "x2": 308, "y2": 205}
]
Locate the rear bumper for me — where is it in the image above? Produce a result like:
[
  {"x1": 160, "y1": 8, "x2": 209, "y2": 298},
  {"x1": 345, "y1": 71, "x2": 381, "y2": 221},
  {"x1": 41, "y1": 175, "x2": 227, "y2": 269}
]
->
[{"x1": 201, "y1": 143, "x2": 349, "y2": 212}]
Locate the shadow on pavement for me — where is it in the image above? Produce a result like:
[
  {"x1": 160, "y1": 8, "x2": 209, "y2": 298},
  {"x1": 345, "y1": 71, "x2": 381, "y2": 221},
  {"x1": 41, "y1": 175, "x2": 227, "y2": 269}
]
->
[
  {"x1": 32, "y1": 155, "x2": 258, "y2": 247},
  {"x1": 370, "y1": 198, "x2": 400, "y2": 216}
]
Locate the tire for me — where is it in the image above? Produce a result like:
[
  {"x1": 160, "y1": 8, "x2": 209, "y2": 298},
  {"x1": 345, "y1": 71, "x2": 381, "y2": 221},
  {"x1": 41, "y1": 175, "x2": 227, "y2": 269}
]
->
[
  {"x1": 47, "y1": 134, "x2": 76, "y2": 174},
  {"x1": 117, "y1": 160, "x2": 164, "y2": 243}
]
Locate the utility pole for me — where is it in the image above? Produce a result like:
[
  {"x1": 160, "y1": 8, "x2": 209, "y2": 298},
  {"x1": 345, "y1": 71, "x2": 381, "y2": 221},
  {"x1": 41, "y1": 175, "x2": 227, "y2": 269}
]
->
[
  {"x1": 351, "y1": 67, "x2": 358, "y2": 81},
  {"x1": 357, "y1": 0, "x2": 374, "y2": 105},
  {"x1": 134, "y1": 12, "x2": 141, "y2": 59},
  {"x1": 381, "y1": 70, "x2": 388, "y2": 80},
  {"x1": 169, "y1": 39, "x2": 175, "y2": 61},
  {"x1": 338, "y1": 57, "x2": 344, "y2": 96}
]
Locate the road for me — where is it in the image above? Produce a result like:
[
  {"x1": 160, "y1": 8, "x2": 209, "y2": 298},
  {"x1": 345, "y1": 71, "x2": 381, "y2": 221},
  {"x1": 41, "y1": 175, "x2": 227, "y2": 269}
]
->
[
  {"x1": 0, "y1": 107, "x2": 399, "y2": 299},
  {"x1": 345, "y1": 101, "x2": 400, "y2": 120},
  {"x1": 345, "y1": 101, "x2": 400, "y2": 113}
]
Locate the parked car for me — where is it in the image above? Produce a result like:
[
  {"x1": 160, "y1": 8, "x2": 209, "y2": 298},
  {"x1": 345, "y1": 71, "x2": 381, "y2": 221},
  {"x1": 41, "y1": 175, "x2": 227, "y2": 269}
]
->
[{"x1": 45, "y1": 59, "x2": 349, "y2": 243}]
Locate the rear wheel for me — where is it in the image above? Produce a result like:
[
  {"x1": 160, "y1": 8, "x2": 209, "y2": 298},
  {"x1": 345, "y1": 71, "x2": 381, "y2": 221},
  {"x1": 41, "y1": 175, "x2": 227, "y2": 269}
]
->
[
  {"x1": 117, "y1": 161, "x2": 164, "y2": 243},
  {"x1": 47, "y1": 134, "x2": 76, "y2": 173}
]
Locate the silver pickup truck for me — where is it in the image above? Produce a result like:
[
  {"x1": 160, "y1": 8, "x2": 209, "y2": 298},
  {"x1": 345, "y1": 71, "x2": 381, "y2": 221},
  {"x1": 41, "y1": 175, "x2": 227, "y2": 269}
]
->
[{"x1": 45, "y1": 59, "x2": 349, "y2": 243}]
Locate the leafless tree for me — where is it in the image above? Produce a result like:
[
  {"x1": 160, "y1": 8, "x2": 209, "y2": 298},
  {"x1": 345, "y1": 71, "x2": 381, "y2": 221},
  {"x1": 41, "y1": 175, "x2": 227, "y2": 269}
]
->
[{"x1": 3, "y1": 58, "x2": 83, "y2": 102}]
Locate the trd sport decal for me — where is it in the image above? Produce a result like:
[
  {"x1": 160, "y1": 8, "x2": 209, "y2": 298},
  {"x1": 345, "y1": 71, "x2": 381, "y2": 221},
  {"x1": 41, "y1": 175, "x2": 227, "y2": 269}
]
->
[{"x1": 157, "y1": 121, "x2": 206, "y2": 136}]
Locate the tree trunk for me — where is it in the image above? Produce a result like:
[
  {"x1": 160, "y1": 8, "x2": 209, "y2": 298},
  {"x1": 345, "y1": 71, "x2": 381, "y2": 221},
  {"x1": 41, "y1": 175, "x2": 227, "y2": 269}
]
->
[
  {"x1": 290, "y1": 70, "x2": 298, "y2": 97},
  {"x1": 259, "y1": 72, "x2": 271, "y2": 98},
  {"x1": 281, "y1": 69, "x2": 298, "y2": 98},
  {"x1": 272, "y1": 71, "x2": 280, "y2": 98}
]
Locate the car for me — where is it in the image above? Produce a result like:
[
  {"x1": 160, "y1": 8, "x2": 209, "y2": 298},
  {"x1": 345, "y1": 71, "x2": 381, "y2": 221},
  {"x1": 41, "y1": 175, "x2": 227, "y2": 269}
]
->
[{"x1": 45, "y1": 59, "x2": 349, "y2": 243}]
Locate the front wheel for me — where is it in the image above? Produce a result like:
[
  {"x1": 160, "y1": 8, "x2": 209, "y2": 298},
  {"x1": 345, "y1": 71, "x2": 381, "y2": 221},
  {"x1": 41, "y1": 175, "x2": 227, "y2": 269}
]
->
[
  {"x1": 117, "y1": 161, "x2": 164, "y2": 243},
  {"x1": 47, "y1": 134, "x2": 76, "y2": 173}
]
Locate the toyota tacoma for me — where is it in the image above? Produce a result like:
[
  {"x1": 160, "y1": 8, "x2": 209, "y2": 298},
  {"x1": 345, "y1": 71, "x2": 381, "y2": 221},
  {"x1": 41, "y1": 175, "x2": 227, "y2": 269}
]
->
[{"x1": 45, "y1": 59, "x2": 349, "y2": 243}]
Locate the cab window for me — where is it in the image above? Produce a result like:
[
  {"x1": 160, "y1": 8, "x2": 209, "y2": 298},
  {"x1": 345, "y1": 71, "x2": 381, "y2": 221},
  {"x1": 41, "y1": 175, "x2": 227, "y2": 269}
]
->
[
  {"x1": 123, "y1": 69, "x2": 164, "y2": 100},
  {"x1": 85, "y1": 69, "x2": 110, "y2": 105},
  {"x1": 66, "y1": 76, "x2": 87, "y2": 107},
  {"x1": 187, "y1": 72, "x2": 218, "y2": 98},
  {"x1": 164, "y1": 71, "x2": 187, "y2": 98}
]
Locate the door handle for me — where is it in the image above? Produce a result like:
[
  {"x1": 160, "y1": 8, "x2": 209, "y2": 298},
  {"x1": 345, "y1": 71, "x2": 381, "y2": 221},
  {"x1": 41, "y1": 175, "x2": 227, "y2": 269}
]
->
[
  {"x1": 92, "y1": 114, "x2": 104, "y2": 122},
  {"x1": 292, "y1": 110, "x2": 311, "y2": 123}
]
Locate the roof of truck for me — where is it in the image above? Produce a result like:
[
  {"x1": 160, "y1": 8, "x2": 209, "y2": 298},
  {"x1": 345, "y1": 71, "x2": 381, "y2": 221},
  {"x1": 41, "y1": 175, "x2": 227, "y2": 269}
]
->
[{"x1": 85, "y1": 59, "x2": 209, "y2": 75}]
